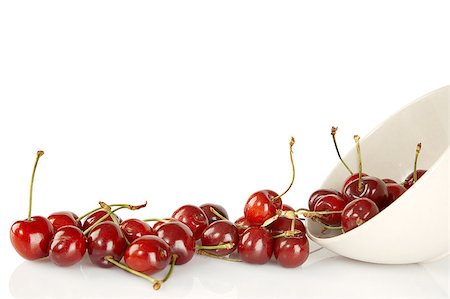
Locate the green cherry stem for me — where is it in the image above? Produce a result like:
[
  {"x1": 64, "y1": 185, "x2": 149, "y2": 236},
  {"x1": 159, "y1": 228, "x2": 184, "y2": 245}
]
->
[
  {"x1": 83, "y1": 206, "x2": 124, "y2": 235},
  {"x1": 28, "y1": 150, "x2": 44, "y2": 221},
  {"x1": 78, "y1": 201, "x2": 147, "y2": 221},
  {"x1": 196, "y1": 242, "x2": 235, "y2": 250},
  {"x1": 354, "y1": 135, "x2": 363, "y2": 192},
  {"x1": 413, "y1": 143, "x2": 422, "y2": 183},
  {"x1": 295, "y1": 208, "x2": 343, "y2": 218},
  {"x1": 197, "y1": 250, "x2": 242, "y2": 262},
  {"x1": 331, "y1": 126, "x2": 353, "y2": 175},
  {"x1": 142, "y1": 218, "x2": 171, "y2": 223},
  {"x1": 209, "y1": 207, "x2": 227, "y2": 221},
  {"x1": 104, "y1": 256, "x2": 162, "y2": 290},
  {"x1": 271, "y1": 137, "x2": 296, "y2": 202},
  {"x1": 162, "y1": 255, "x2": 178, "y2": 283}
]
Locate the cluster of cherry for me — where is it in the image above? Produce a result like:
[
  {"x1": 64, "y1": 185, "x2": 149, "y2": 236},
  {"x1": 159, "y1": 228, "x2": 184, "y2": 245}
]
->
[{"x1": 10, "y1": 128, "x2": 425, "y2": 291}]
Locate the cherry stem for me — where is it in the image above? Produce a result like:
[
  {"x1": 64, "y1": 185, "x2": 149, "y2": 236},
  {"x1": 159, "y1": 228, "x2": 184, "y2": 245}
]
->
[
  {"x1": 78, "y1": 201, "x2": 147, "y2": 221},
  {"x1": 272, "y1": 229, "x2": 304, "y2": 239},
  {"x1": 354, "y1": 135, "x2": 363, "y2": 192},
  {"x1": 162, "y1": 255, "x2": 177, "y2": 283},
  {"x1": 28, "y1": 151, "x2": 44, "y2": 221},
  {"x1": 290, "y1": 217, "x2": 295, "y2": 232},
  {"x1": 83, "y1": 206, "x2": 125, "y2": 235},
  {"x1": 209, "y1": 207, "x2": 227, "y2": 221},
  {"x1": 197, "y1": 250, "x2": 242, "y2": 262},
  {"x1": 142, "y1": 218, "x2": 171, "y2": 223},
  {"x1": 331, "y1": 126, "x2": 353, "y2": 175},
  {"x1": 413, "y1": 142, "x2": 422, "y2": 183},
  {"x1": 196, "y1": 242, "x2": 235, "y2": 250},
  {"x1": 295, "y1": 208, "x2": 343, "y2": 218},
  {"x1": 104, "y1": 256, "x2": 161, "y2": 290},
  {"x1": 311, "y1": 217, "x2": 343, "y2": 230},
  {"x1": 271, "y1": 137, "x2": 296, "y2": 202}
]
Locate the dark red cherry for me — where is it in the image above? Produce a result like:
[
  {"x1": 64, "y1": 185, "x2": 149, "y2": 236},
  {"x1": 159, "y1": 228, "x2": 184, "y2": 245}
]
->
[
  {"x1": 124, "y1": 235, "x2": 171, "y2": 274},
  {"x1": 172, "y1": 205, "x2": 209, "y2": 240},
  {"x1": 152, "y1": 218, "x2": 178, "y2": 231},
  {"x1": 49, "y1": 225, "x2": 86, "y2": 266},
  {"x1": 156, "y1": 221, "x2": 195, "y2": 265},
  {"x1": 199, "y1": 203, "x2": 229, "y2": 223},
  {"x1": 341, "y1": 198, "x2": 379, "y2": 232},
  {"x1": 82, "y1": 210, "x2": 122, "y2": 231},
  {"x1": 267, "y1": 217, "x2": 305, "y2": 236},
  {"x1": 313, "y1": 194, "x2": 346, "y2": 226},
  {"x1": 385, "y1": 183, "x2": 407, "y2": 207},
  {"x1": 281, "y1": 204, "x2": 295, "y2": 212},
  {"x1": 200, "y1": 220, "x2": 239, "y2": 256},
  {"x1": 244, "y1": 190, "x2": 279, "y2": 226},
  {"x1": 48, "y1": 211, "x2": 82, "y2": 231},
  {"x1": 342, "y1": 173, "x2": 368, "y2": 192},
  {"x1": 87, "y1": 221, "x2": 126, "y2": 267},
  {"x1": 234, "y1": 216, "x2": 252, "y2": 235},
  {"x1": 119, "y1": 218, "x2": 155, "y2": 243},
  {"x1": 308, "y1": 189, "x2": 342, "y2": 210},
  {"x1": 10, "y1": 216, "x2": 54, "y2": 260},
  {"x1": 238, "y1": 226, "x2": 273, "y2": 264},
  {"x1": 274, "y1": 232, "x2": 309, "y2": 268},
  {"x1": 342, "y1": 176, "x2": 388, "y2": 210},
  {"x1": 403, "y1": 169, "x2": 427, "y2": 189},
  {"x1": 382, "y1": 178, "x2": 397, "y2": 184}
]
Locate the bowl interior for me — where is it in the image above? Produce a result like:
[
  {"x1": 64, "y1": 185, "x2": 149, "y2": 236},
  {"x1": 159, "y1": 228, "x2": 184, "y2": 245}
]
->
[{"x1": 307, "y1": 85, "x2": 449, "y2": 239}]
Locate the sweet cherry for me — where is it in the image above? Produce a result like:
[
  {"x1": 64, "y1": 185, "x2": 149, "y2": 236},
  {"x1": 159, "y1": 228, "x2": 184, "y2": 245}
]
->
[
  {"x1": 156, "y1": 221, "x2": 195, "y2": 265},
  {"x1": 234, "y1": 216, "x2": 251, "y2": 235},
  {"x1": 308, "y1": 189, "x2": 342, "y2": 211},
  {"x1": 341, "y1": 198, "x2": 379, "y2": 232},
  {"x1": 82, "y1": 210, "x2": 122, "y2": 231},
  {"x1": 172, "y1": 205, "x2": 209, "y2": 240},
  {"x1": 403, "y1": 143, "x2": 427, "y2": 189},
  {"x1": 49, "y1": 225, "x2": 86, "y2": 266},
  {"x1": 244, "y1": 190, "x2": 279, "y2": 226},
  {"x1": 120, "y1": 218, "x2": 155, "y2": 243},
  {"x1": 87, "y1": 221, "x2": 126, "y2": 267},
  {"x1": 267, "y1": 216, "x2": 305, "y2": 236},
  {"x1": 385, "y1": 183, "x2": 407, "y2": 207},
  {"x1": 274, "y1": 232, "x2": 309, "y2": 268},
  {"x1": 200, "y1": 220, "x2": 239, "y2": 256},
  {"x1": 200, "y1": 203, "x2": 229, "y2": 223},
  {"x1": 238, "y1": 226, "x2": 273, "y2": 264},
  {"x1": 48, "y1": 211, "x2": 82, "y2": 231}
]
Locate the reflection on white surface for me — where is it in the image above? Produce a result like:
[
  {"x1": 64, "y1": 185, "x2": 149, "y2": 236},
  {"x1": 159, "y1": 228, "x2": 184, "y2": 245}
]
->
[{"x1": 9, "y1": 245, "x2": 449, "y2": 298}]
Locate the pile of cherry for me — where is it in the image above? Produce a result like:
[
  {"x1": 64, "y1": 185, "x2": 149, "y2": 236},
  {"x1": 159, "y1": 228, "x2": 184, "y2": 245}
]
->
[{"x1": 10, "y1": 129, "x2": 427, "y2": 291}]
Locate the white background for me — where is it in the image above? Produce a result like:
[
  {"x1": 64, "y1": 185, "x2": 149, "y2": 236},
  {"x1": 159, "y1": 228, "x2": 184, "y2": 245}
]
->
[{"x1": 0, "y1": 1, "x2": 449, "y2": 298}]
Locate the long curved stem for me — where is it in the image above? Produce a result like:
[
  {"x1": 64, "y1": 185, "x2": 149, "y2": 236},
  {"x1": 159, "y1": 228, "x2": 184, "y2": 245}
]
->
[
  {"x1": 78, "y1": 202, "x2": 146, "y2": 221},
  {"x1": 83, "y1": 206, "x2": 125, "y2": 235},
  {"x1": 331, "y1": 126, "x2": 353, "y2": 175},
  {"x1": 28, "y1": 151, "x2": 44, "y2": 221},
  {"x1": 209, "y1": 207, "x2": 227, "y2": 221},
  {"x1": 271, "y1": 137, "x2": 295, "y2": 202},
  {"x1": 354, "y1": 135, "x2": 363, "y2": 192},
  {"x1": 162, "y1": 255, "x2": 177, "y2": 283},
  {"x1": 413, "y1": 143, "x2": 422, "y2": 183}
]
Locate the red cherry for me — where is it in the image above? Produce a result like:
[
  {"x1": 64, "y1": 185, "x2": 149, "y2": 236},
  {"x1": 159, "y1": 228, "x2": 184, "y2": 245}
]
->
[
  {"x1": 308, "y1": 189, "x2": 342, "y2": 210},
  {"x1": 382, "y1": 178, "x2": 397, "y2": 184},
  {"x1": 342, "y1": 176, "x2": 388, "y2": 210},
  {"x1": 119, "y1": 219, "x2": 155, "y2": 243},
  {"x1": 313, "y1": 194, "x2": 346, "y2": 226},
  {"x1": 281, "y1": 204, "x2": 295, "y2": 212},
  {"x1": 200, "y1": 220, "x2": 239, "y2": 256},
  {"x1": 49, "y1": 225, "x2": 86, "y2": 266},
  {"x1": 238, "y1": 226, "x2": 273, "y2": 264},
  {"x1": 172, "y1": 205, "x2": 209, "y2": 240},
  {"x1": 82, "y1": 210, "x2": 122, "y2": 231},
  {"x1": 48, "y1": 211, "x2": 82, "y2": 231},
  {"x1": 385, "y1": 183, "x2": 407, "y2": 207},
  {"x1": 10, "y1": 216, "x2": 54, "y2": 260},
  {"x1": 234, "y1": 216, "x2": 252, "y2": 235},
  {"x1": 87, "y1": 221, "x2": 126, "y2": 267},
  {"x1": 267, "y1": 217, "x2": 305, "y2": 236},
  {"x1": 124, "y1": 235, "x2": 171, "y2": 274},
  {"x1": 156, "y1": 221, "x2": 195, "y2": 265},
  {"x1": 244, "y1": 190, "x2": 278, "y2": 226},
  {"x1": 341, "y1": 198, "x2": 379, "y2": 232},
  {"x1": 403, "y1": 169, "x2": 427, "y2": 189},
  {"x1": 199, "y1": 203, "x2": 229, "y2": 223},
  {"x1": 274, "y1": 232, "x2": 309, "y2": 268},
  {"x1": 152, "y1": 218, "x2": 178, "y2": 231},
  {"x1": 342, "y1": 173, "x2": 368, "y2": 192}
]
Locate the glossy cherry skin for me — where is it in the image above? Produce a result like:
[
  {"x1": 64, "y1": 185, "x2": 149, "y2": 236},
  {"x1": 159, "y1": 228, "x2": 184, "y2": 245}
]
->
[
  {"x1": 48, "y1": 211, "x2": 82, "y2": 232},
  {"x1": 382, "y1": 178, "x2": 397, "y2": 184},
  {"x1": 200, "y1": 220, "x2": 239, "y2": 256},
  {"x1": 124, "y1": 235, "x2": 171, "y2": 274},
  {"x1": 403, "y1": 169, "x2": 427, "y2": 189},
  {"x1": 10, "y1": 216, "x2": 54, "y2": 260},
  {"x1": 342, "y1": 173, "x2": 368, "y2": 192},
  {"x1": 172, "y1": 205, "x2": 209, "y2": 240},
  {"x1": 152, "y1": 218, "x2": 178, "y2": 231},
  {"x1": 341, "y1": 198, "x2": 379, "y2": 232},
  {"x1": 82, "y1": 210, "x2": 122, "y2": 231},
  {"x1": 238, "y1": 226, "x2": 273, "y2": 264},
  {"x1": 308, "y1": 189, "x2": 342, "y2": 210},
  {"x1": 244, "y1": 190, "x2": 279, "y2": 226},
  {"x1": 267, "y1": 216, "x2": 305, "y2": 236},
  {"x1": 313, "y1": 194, "x2": 347, "y2": 226},
  {"x1": 49, "y1": 225, "x2": 86, "y2": 266},
  {"x1": 274, "y1": 232, "x2": 309, "y2": 268},
  {"x1": 281, "y1": 204, "x2": 295, "y2": 212},
  {"x1": 156, "y1": 221, "x2": 195, "y2": 265},
  {"x1": 119, "y1": 219, "x2": 155, "y2": 243},
  {"x1": 342, "y1": 176, "x2": 388, "y2": 210},
  {"x1": 199, "y1": 203, "x2": 229, "y2": 223},
  {"x1": 385, "y1": 183, "x2": 407, "y2": 207},
  {"x1": 234, "y1": 216, "x2": 252, "y2": 235},
  {"x1": 87, "y1": 221, "x2": 126, "y2": 267}
]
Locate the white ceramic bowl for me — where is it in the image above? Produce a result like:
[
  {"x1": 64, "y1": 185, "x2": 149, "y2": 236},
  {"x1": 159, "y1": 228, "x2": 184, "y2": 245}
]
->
[{"x1": 306, "y1": 85, "x2": 449, "y2": 264}]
